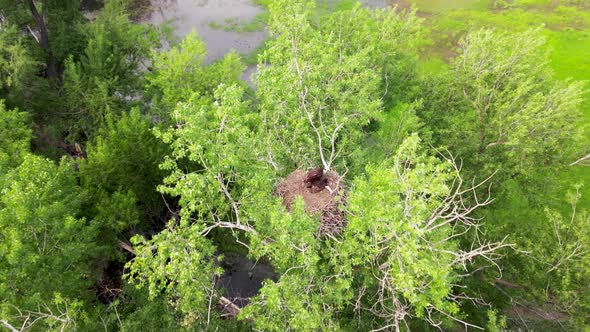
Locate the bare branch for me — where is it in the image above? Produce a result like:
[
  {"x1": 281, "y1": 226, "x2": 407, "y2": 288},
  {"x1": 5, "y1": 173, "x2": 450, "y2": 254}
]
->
[
  {"x1": 0, "y1": 320, "x2": 19, "y2": 332},
  {"x1": 118, "y1": 240, "x2": 135, "y2": 255},
  {"x1": 570, "y1": 153, "x2": 590, "y2": 166}
]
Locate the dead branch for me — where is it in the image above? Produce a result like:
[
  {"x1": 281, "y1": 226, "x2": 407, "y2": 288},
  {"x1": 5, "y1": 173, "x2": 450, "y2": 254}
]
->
[
  {"x1": 217, "y1": 172, "x2": 242, "y2": 225},
  {"x1": 0, "y1": 320, "x2": 19, "y2": 332},
  {"x1": 218, "y1": 296, "x2": 241, "y2": 318},
  {"x1": 361, "y1": 148, "x2": 515, "y2": 331},
  {"x1": 118, "y1": 240, "x2": 135, "y2": 255},
  {"x1": 570, "y1": 153, "x2": 590, "y2": 166}
]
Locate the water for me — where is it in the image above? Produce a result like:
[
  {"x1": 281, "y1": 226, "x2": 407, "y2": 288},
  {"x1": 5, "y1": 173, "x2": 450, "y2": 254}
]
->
[
  {"x1": 217, "y1": 252, "x2": 276, "y2": 307},
  {"x1": 147, "y1": 0, "x2": 267, "y2": 63},
  {"x1": 144, "y1": 0, "x2": 392, "y2": 63}
]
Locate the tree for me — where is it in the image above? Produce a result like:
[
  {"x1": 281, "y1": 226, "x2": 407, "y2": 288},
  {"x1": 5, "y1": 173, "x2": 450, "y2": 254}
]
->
[
  {"x1": 416, "y1": 28, "x2": 588, "y2": 328},
  {"x1": 0, "y1": 154, "x2": 99, "y2": 329},
  {"x1": 478, "y1": 182, "x2": 590, "y2": 329},
  {"x1": 0, "y1": 26, "x2": 39, "y2": 106},
  {"x1": 80, "y1": 109, "x2": 168, "y2": 223},
  {"x1": 0, "y1": 294, "x2": 84, "y2": 332},
  {"x1": 146, "y1": 32, "x2": 244, "y2": 121},
  {"x1": 0, "y1": 100, "x2": 31, "y2": 176},
  {"x1": 419, "y1": 28, "x2": 585, "y2": 180},
  {"x1": 243, "y1": 135, "x2": 510, "y2": 331},
  {"x1": 533, "y1": 189, "x2": 590, "y2": 326},
  {"x1": 124, "y1": 4, "x2": 512, "y2": 330},
  {"x1": 126, "y1": 83, "x2": 265, "y2": 328},
  {"x1": 127, "y1": 97, "x2": 510, "y2": 330},
  {"x1": 61, "y1": 0, "x2": 158, "y2": 137},
  {"x1": 257, "y1": 1, "x2": 422, "y2": 172},
  {"x1": 0, "y1": 0, "x2": 85, "y2": 81},
  {"x1": 24, "y1": 0, "x2": 58, "y2": 79}
]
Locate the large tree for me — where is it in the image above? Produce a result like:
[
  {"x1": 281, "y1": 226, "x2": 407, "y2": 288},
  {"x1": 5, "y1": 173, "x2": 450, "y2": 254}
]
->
[
  {"x1": 124, "y1": 5, "x2": 509, "y2": 329},
  {"x1": 419, "y1": 28, "x2": 585, "y2": 181},
  {"x1": 0, "y1": 154, "x2": 99, "y2": 330},
  {"x1": 0, "y1": 0, "x2": 85, "y2": 80},
  {"x1": 61, "y1": 0, "x2": 158, "y2": 137},
  {"x1": 257, "y1": 1, "x2": 422, "y2": 173}
]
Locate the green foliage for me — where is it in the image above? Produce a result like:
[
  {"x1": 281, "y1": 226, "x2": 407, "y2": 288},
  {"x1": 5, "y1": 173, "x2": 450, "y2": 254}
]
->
[
  {"x1": 126, "y1": 84, "x2": 265, "y2": 326},
  {"x1": 155, "y1": 84, "x2": 264, "y2": 220},
  {"x1": 349, "y1": 101, "x2": 424, "y2": 174},
  {"x1": 1, "y1": 294, "x2": 86, "y2": 332},
  {"x1": 241, "y1": 273, "x2": 342, "y2": 331},
  {"x1": 76, "y1": 0, "x2": 155, "y2": 88},
  {"x1": 118, "y1": 293, "x2": 178, "y2": 332},
  {"x1": 537, "y1": 191, "x2": 590, "y2": 321},
  {"x1": 126, "y1": 221, "x2": 222, "y2": 325},
  {"x1": 0, "y1": 0, "x2": 85, "y2": 69},
  {"x1": 486, "y1": 309, "x2": 508, "y2": 332},
  {"x1": 257, "y1": 1, "x2": 422, "y2": 172},
  {"x1": 0, "y1": 155, "x2": 99, "y2": 319},
  {"x1": 125, "y1": 5, "x2": 504, "y2": 330},
  {"x1": 484, "y1": 184, "x2": 590, "y2": 327},
  {"x1": 45, "y1": 0, "x2": 86, "y2": 62},
  {"x1": 62, "y1": 0, "x2": 158, "y2": 136},
  {"x1": 1, "y1": 0, "x2": 589, "y2": 330},
  {"x1": 420, "y1": 28, "x2": 585, "y2": 180},
  {"x1": 337, "y1": 135, "x2": 459, "y2": 325},
  {"x1": 0, "y1": 100, "x2": 32, "y2": 175},
  {"x1": 242, "y1": 197, "x2": 343, "y2": 331},
  {"x1": 0, "y1": 26, "x2": 38, "y2": 104},
  {"x1": 146, "y1": 32, "x2": 244, "y2": 120},
  {"x1": 242, "y1": 135, "x2": 493, "y2": 330},
  {"x1": 80, "y1": 109, "x2": 167, "y2": 220},
  {"x1": 0, "y1": 24, "x2": 56, "y2": 115}
]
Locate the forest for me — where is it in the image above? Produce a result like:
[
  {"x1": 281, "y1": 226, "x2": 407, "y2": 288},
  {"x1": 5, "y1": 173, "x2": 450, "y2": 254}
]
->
[{"x1": 0, "y1": 0, "x2": 589, "y2": 330}]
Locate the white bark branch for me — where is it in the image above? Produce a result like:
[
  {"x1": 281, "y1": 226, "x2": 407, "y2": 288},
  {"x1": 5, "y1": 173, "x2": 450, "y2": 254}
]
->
[{"x1": 570, "y1": 153, "x2": 590, "y2": 166}]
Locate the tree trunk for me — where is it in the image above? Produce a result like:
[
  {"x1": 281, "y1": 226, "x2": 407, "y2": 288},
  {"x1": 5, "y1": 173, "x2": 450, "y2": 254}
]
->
[{"x1": 26, "y1": 0, "x2": 58, "y2": 80}]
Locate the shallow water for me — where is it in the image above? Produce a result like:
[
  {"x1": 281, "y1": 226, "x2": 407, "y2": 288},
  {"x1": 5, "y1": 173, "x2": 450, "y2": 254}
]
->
[
  {"x1": 361, "y1": 0, "x2": 390, "y2": 8},
  {"x1": 145, "y1": 0, "x2": 392, "y2": 63},
  {"x1": 147, "y1": 0, "x2": 267, "y2": 63},
  {"x1": 217, "y1": 252, "x2": 276, "y2": 307}
]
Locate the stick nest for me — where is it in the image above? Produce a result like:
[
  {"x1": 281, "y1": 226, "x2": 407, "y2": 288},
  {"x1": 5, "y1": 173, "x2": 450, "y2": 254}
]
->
[{"x1": 274, "y1": 169, "x2": 347, "y2": 236}]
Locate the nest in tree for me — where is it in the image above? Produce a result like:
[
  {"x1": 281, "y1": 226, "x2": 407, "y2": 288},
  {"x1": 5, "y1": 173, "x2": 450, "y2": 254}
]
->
[{"x1": 274, "y1": 169, "x2": 347, "y2": 236}]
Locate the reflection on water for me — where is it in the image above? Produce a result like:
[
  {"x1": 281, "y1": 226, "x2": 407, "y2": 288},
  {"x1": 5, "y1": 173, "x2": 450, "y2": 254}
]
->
[
  {"x1": 143, "y1": 0, "x2": 391, "y2": 63},
  {"x1": 145, "y1": 0, "x2": 267, "y2": 63}
]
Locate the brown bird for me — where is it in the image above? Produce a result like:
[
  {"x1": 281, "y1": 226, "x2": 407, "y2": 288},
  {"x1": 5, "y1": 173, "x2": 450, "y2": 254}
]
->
[{"x1": 304, "y1": 167, "x2": 324, "y2": 185}]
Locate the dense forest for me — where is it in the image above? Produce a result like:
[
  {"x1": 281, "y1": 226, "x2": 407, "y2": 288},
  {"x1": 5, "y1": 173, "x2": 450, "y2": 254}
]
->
[{"x1": 0, "y1": 0, "x2": 589, "y2": 330}]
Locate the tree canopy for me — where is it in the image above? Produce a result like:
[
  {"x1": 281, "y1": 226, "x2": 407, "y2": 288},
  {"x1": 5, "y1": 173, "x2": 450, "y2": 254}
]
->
[{"x1": 0, "y1": 0, "x2": 588, "y2": 331}]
